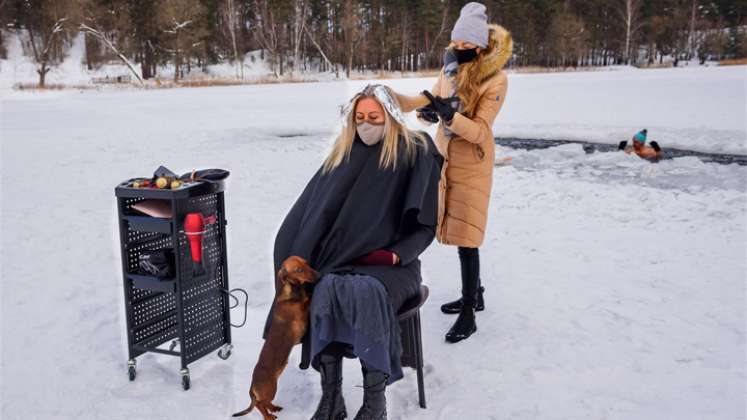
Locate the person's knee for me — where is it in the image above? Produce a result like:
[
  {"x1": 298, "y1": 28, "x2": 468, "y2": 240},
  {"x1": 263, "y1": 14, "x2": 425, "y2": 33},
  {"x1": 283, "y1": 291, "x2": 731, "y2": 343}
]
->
[{"x1": 310, "y1": 274, "x2": 336, "y2": 308}]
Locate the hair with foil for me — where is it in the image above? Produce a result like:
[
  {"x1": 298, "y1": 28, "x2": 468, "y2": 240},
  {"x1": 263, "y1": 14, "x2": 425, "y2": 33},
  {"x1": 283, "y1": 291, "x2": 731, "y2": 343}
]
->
[
  {"x1": 339, "y1": 84, "x2": 408, "y2": 127},
  {"x1": 325, "y1": 84, "x2": 427, "y2": 174}
]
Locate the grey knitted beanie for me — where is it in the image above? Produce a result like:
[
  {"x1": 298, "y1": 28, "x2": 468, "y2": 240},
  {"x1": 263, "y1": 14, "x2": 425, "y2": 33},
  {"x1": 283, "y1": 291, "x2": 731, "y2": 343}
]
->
[{"x1": 451, "y1": 2, "x2": 489, "y2": 48}]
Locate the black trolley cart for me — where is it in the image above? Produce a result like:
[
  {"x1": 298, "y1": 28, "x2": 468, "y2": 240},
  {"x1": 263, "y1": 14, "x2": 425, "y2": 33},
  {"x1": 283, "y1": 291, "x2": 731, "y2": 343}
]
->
[{"x1": 115, "y1": 179, "x2": 233, "y2": 390}]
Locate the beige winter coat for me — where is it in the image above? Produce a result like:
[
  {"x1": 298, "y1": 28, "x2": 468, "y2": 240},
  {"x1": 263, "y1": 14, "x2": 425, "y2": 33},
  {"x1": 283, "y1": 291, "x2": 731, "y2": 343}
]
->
[{"x1": 396, "y1": 24, "x2": 513, "y2": 248}]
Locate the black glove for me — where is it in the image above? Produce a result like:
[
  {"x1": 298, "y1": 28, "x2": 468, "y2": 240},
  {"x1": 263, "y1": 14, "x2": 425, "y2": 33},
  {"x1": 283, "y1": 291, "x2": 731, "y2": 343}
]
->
[
  {"x1": 650, "y1": 141, "x2": 661, "y2": 152},
  {"x1": 422, "y1": 90, "x2": 456, "y2": 123},
  {"x1": 416, "y1": 103, "x2": 439, "y2": 124},
  {"x1": 618, "y1": 140, "x2": 628, "y2": 150}
]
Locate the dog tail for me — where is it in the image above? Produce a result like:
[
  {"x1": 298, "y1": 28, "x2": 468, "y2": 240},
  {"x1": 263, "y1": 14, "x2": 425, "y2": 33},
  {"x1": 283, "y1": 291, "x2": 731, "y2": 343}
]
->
[{"x1": 232, "y1": 401, "x2": 255, "y2": 417}]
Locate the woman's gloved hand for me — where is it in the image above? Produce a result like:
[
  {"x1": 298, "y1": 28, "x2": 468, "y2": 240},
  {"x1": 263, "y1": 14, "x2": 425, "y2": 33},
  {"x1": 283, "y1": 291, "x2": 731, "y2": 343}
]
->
[
  {"x1": 353, "y1": 249, "x2": 399, "y2": 266},
  {"x1": 422, "y1": 90, "x2": 456, "y2": 124},
  {"x1": 416, "y1": 103, "x2": 440, "y2": 124}
]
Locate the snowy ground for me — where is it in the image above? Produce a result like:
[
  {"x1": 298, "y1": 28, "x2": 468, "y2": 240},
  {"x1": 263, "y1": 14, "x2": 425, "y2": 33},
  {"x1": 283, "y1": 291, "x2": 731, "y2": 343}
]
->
[{"x1": 1, "y1": 67, "x2": 745, "y2": 420}]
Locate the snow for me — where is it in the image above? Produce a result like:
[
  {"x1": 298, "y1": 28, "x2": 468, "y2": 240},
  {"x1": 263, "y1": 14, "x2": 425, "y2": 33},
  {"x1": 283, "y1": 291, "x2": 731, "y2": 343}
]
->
[{"x1": 1, "y1": 44, "x2": 746, "y2": 419}]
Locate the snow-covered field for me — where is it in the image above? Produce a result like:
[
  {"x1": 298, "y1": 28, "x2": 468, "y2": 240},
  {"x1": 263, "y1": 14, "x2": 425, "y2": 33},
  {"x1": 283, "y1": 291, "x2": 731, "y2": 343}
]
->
[{"x1": 1, "y1": 66, "x2": 745, "y2": 420}]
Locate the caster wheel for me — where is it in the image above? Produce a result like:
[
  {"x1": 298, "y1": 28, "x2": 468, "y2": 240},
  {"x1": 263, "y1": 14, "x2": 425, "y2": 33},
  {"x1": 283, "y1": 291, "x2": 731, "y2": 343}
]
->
[
  {"x1": 127, "y1": 359, "x2": 137, "y2": 381},
  {"x1": 180, "y1": 368, "x2": 190, "y2": 391},
  {"x1": 217, "y1": 344, "x2": 233, "y2": 360},
  {"x1": 169, "y1": 339, "x2": 179, "y2": 352}
]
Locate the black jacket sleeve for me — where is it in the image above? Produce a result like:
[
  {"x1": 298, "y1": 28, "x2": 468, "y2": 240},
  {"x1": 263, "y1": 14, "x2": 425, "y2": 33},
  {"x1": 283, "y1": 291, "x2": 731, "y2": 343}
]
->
[{"x1": 386, "y1": 224, "x2": 436, "y2": 266}]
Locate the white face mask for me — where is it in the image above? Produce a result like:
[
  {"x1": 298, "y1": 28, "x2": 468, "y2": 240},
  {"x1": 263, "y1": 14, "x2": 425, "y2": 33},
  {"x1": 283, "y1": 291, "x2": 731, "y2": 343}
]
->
[{"x1": 356, "y1": 122, "x2": 385, "y2": 146}]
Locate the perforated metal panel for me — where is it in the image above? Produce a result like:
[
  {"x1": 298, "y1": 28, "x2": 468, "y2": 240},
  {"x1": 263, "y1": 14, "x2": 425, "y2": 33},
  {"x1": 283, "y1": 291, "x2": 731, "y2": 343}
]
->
[{"x1": 178, "y1": 193, "x2": 229, "y2": 364}]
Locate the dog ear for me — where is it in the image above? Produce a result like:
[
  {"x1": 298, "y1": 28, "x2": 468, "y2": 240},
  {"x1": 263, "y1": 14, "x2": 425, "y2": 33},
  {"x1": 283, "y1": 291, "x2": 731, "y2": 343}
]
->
[{"x1": 277, "y1": 266, "x2": 288, "y2": 286}]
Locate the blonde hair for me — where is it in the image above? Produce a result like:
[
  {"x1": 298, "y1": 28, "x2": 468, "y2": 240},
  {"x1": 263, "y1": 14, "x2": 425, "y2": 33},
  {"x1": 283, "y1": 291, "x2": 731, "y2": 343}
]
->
[
  {"x1": 323, "y1": 87, "x2": 427, "y2": 174},
  {"x1": 450, "y1": 28, "x2": 499, "y2": 118}
]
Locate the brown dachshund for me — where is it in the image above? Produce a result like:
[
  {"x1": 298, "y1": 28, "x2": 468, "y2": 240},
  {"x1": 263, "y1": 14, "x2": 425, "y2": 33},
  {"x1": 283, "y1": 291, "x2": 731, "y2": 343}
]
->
[{"x1": 233, "y1": 256, "x2": 320, "y2": 419}]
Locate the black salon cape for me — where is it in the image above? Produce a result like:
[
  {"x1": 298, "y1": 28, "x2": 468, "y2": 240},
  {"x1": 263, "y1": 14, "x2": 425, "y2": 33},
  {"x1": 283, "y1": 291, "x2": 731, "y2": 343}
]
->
[{"x1": 262, "y1": 132, "x2": 443, "y2": 368}]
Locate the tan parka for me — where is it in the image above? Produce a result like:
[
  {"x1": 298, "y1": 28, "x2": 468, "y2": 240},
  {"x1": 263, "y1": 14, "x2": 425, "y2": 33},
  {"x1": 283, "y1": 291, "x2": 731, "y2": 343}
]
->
[{"x1": 396, "y1": 24, "x2": 513, "y2": 248}]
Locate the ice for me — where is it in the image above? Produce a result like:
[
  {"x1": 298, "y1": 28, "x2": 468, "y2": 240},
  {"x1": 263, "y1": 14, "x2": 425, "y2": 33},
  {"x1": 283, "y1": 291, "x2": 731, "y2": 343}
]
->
[
  {"x1": 501, "y1": 144, "x2": 747, "y2": 193},
  {"x1": 1, "y1": 42, "x2": 745, "y2": 420}
]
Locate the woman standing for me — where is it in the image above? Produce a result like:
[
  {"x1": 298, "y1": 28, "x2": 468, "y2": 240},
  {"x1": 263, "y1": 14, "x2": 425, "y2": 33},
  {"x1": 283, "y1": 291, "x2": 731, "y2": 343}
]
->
[
  {"x1": 264, "y1": 84, "x2": 442, "y2": 420},
  {"x1": 395, "y1": 2, "x2": 513, "y2": 343}
]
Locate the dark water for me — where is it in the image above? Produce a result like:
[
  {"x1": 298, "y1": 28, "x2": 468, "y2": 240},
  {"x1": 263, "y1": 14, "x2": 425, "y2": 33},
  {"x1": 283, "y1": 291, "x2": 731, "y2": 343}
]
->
[{"x1": 495, "y1": 137, "x2": 747, "y2": 166}]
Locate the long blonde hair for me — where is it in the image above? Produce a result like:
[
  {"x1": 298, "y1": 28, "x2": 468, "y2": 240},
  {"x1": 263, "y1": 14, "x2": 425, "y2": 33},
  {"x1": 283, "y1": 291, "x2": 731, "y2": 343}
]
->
[
  {"x1": 323, "y1": 87, "x2": 427, "y2": 174},
  {"x1": 451, "y1": 28, "x2": 499, "y2": 118}
]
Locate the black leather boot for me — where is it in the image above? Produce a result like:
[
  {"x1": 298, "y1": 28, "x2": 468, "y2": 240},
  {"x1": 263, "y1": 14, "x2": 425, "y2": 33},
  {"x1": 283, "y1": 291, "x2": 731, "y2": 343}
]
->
[
  {"x1": 442, "y1": 247, "x2": 484, "y2": 314},
  {"x1": 445, "y1": 247, "x2": 479, "y2": 343},
  {"x1": 440, "y1": 285, "x2": 485, "y2": 314},
  {"x1": 310, "y1": 352, "x2": 347, "y2": 420},
  {"x1": 353, "y1": 363, "x2": 388, "y2": 420},
  {"x1": 445, "y1": 304, "x2": 477, "y2": 343}
]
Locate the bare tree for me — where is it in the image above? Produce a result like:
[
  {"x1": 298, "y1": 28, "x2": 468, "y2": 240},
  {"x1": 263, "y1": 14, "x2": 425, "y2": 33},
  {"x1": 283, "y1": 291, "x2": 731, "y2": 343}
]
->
[
  {"x1": 618, "y1": 0, "x2": 643, "y2": 64},
  {"x1": 161, "y1": 0, "x2": 206, "y2": 82},
  {"x1": 548, "y1": 12, "x2": 589, "y2": 67},
  {"x1": 426, "y1": 4, "x2": 450, "y2": 68},
  {"x1": 291, "y1": 0, "x2": 308, "y2": 75},
  {"x1": 79, "y1": 23, "x2": 143, "y2": 84},
  {"x1": 687, "y1": 0, "x2": 699, "y2": 60},
  {"x1": 342, "y1": 0, "x2": 362, "y2": 77},
  {"x1": 253, "y1": 0, "x2": 281, "y2": 76},
  {"x1": 304, "y1": 25, "x2": 334, "y2": 74},
  {"x1": 222, "y1": 0, "x2": 243, "y2": 79},
  {"x1": 21, "y1": 0, "x2": 81, "y2": 87}
]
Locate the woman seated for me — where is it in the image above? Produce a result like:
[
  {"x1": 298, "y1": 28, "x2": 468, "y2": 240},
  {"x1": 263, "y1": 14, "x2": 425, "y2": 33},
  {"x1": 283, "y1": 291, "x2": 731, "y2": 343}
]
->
[{"x1": 263, "y1": 84, "x2": 443, "y2": 420}]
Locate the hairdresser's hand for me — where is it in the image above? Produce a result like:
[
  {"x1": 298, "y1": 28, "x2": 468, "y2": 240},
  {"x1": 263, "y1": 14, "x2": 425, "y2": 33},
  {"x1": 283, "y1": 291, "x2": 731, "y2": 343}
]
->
[
  {"x1": 416, "y1": 103, "x2": 440, "y2": 124},
  {"x1": 422, "y1": 90, "x2": 455, "y2": 124}
]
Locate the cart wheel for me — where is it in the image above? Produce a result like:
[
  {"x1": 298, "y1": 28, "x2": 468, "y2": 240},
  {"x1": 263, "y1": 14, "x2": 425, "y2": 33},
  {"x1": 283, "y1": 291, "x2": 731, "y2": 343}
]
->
[
  {"x1": 127, "y1": 359, "x2": 137, "y2": 381},
  {"x1": 169, "y1": 339, "x2": 179, "y2": 352},
  {"x1": 217, "y1": 344, "x2": 233, "y2": 360},
  {"x1": 180, "y1": 368, "x2": 190, "y2": 391}
]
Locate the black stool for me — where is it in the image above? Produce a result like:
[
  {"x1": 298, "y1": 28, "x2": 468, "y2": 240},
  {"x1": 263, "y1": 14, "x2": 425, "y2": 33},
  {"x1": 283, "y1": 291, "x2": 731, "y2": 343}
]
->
[{"x1": 397, "y1": 285, "x2": 428, "y2": 409}]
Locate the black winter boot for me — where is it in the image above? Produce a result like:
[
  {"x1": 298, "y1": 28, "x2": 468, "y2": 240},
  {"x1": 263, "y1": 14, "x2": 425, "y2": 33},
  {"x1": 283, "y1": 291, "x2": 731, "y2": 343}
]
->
[
  {"x1": 310, "y1": 352, "x2": 347, "y2": 420},
  {"x1": 445, "y1": 247, "x2": 479, "y2": 343},
  {"x1": 353, "y1": 362, "x2": 388, "y2": 420},
  {"x1": 440, "y1": 285, "x2": 485, "y2": 314}
]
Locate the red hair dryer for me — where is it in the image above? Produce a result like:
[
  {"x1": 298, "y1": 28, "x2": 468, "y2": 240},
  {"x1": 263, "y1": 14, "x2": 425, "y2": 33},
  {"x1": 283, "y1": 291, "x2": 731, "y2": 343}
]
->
[{"x1": 184, "y1": 213, "x2": 206, "y2": 275}]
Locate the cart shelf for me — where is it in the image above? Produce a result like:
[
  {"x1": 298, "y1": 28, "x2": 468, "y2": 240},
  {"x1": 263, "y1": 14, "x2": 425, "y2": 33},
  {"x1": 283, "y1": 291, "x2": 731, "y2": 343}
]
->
[
  {"x1": 123, "y1": 215, "x2": 172, "y2": 235},
  {"x1": 127, "y1": 273, "x2": 176, "y2": 293}
]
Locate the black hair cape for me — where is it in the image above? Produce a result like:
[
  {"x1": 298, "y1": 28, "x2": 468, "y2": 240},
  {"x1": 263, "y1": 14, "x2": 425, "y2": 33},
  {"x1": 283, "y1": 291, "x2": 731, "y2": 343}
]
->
[{"x1": 262, "y1": 132, "x2": 443, "y2": 366}]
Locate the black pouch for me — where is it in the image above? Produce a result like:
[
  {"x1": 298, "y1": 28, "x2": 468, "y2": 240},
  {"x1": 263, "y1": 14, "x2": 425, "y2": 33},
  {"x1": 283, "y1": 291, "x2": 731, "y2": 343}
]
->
[{"x1": 138, "y1": 248, "x2": 175, "y2": 279}]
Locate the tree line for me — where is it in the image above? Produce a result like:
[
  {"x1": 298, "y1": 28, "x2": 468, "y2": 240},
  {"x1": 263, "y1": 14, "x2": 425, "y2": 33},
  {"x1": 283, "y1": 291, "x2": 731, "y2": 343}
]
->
[{"x1": 1, "y1": 0, "x2": 745, "y2": 86}]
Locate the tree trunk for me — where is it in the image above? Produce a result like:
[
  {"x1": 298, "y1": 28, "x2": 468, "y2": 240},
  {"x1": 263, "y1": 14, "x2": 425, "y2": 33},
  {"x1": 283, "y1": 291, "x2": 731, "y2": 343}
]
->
[
  {"x1": 687, "y1": 0, "x2": 698, "y2": 60},
  {"x1": 37, "y1": 65, "x2": 48, "y2": 87}
]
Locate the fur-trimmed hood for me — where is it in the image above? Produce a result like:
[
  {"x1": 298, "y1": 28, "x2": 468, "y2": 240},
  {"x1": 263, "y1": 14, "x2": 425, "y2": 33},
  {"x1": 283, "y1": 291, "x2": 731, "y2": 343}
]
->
[{"x1": 476, "y1": 24, "x2": 513, "y2": 83}]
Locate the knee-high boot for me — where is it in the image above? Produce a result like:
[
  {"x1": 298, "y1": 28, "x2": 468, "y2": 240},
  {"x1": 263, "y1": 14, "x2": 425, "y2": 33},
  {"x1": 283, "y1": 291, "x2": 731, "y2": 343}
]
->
[
  {"x1": 440, "y1": 247, "x2": 484, "y2": 314},
  {"x1": 445, "y1": 247, "x2": 479, "y2": 343}
]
